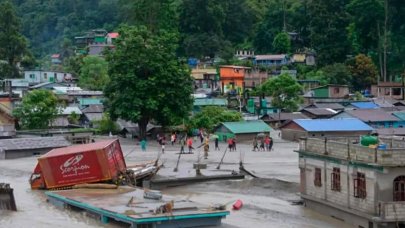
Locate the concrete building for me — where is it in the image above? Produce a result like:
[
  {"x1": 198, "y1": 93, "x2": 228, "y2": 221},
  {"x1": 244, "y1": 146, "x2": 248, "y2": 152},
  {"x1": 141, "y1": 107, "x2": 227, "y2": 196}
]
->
[
  {"x1": 296, "y1": 136, "x2": 405, "y2": 228},
  {"x1": 371, "y1": 82, "x2": 405, "y2": 100},
  {"x1": 24, "y1": 70, "x2": 73, "y2": 85}
]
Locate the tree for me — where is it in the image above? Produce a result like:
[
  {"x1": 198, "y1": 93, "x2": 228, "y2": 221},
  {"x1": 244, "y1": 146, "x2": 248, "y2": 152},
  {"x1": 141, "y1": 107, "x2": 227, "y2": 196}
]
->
[
  {"x1": 259, "y1": 74, "x2": 302, "y2": 112},
  {"x1": 13, "y1": 90, "x2": 60, "y2": 129},
  {"x1": 348, "y1": 54, "x2": 378, "y2": 91},
  {"x1": 0, "y1": 1, "x2": 30, "y2": 78},
  {"x1": 78, "y1": 56, "x2": 109, "y2": 90},
  {"x1": 188, "y1": 106, "x2": 242, "y2": 132},
  {"x1": 272, "y1": 32, "x2": 291, "y2": 54},
  {"x1": 104, "y1": 26, "x2": 194, "y2": 139},
  {"x1": 307, "y1": 0, "x2": 350, "y2": 66},
  {"x1": 320, "y1": 63, "x2": 352, "y2": 85}
]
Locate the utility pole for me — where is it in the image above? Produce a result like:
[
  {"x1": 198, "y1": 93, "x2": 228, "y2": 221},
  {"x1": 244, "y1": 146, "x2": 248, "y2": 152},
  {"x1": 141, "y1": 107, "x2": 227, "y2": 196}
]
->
[{"x1": 383, "y1": 0, "x2": 388, "y2": 82}]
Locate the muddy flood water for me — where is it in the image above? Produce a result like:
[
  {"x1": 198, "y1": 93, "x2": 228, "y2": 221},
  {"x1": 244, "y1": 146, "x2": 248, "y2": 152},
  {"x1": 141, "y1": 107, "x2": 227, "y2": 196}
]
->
[{"x1": 0, "y1": 136, "x2": 353, "y2": 228}]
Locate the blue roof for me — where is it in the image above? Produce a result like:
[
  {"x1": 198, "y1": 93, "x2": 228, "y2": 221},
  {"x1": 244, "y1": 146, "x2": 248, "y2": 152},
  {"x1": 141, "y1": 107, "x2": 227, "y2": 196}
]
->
[
  {"x1": 350, "y1": 102, "x2": 379, "y2": 109},
  {"x1": 293, "y1": 118, "x2": 374, "y2": 132}
]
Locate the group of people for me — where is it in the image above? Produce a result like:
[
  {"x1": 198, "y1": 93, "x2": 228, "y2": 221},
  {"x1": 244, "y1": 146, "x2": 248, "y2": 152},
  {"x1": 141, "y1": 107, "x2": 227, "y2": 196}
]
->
[{"x1": 252, "y1": 135, "x2": 273, "y2": 151}]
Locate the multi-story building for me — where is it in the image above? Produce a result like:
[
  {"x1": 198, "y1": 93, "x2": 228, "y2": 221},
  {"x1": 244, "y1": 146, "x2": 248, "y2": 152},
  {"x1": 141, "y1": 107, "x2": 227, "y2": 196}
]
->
[{"x1": 297, "y1": 137, "x2": 405, "y2": 228}]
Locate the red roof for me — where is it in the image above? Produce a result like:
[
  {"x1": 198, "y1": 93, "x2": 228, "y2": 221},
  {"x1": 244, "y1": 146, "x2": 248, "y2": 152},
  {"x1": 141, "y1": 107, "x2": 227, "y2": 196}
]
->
[
  {"x1": 107, "y1": 32, "x2": 119, "y2": 38},
  {"x1": 40, "y1": 139, "x2": 118, "y2": 158},
  {"x1": 51, "y1": 54, "x2": 60, "y2": 58}
]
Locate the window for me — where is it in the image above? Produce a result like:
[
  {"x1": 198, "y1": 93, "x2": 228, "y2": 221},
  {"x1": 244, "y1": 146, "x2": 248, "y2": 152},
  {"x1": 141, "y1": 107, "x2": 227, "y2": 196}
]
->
[
  {"x1": 393, "y1": 88, "x2": 401, "y2": 96},
  {"x1": 394, "y1": 176, "x2": 405, "y2": 201},
  {"x1": 354, "y1": 172, "x2": 366, "y2": 198},
  {"x1": 331, "y1": 168, "x2": 341, "y2": 191},
  {"x1": 44, "y1": 73, "x2": 47, "y2": 79},
  {"x1": 334, "y1": 87, "x2": 340, "y2": 94},
  {"x1": 29, "y1": 74, "x2": 35, "y2": 79},
  {"x1": 314, "y1": 168, "x2": 322, "y2": 187}
]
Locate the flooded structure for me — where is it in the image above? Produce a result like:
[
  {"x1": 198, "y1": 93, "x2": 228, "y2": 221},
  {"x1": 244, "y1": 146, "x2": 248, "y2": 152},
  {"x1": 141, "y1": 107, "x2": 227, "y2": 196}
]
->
[
  {"x1": 46, "y1": 186, "x2": 229, "y2": 227},
  {"x1": 0, "y1": 183, "x2": 17, "y2": 211},
  {"x1": 297, "y1": 137, "x2": 405, "y2": 228}
]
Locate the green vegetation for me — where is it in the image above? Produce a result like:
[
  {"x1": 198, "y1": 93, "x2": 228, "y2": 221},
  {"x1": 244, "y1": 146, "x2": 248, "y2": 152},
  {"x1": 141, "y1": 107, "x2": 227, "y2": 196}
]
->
[
  {"x1": 0, "y1": 0, "x2": 401, "y2": 83},
  {"x1": 95, "y1": 113, "x2": 119, "y2": 134},
  {"x1": 0, "y1": 1, "x2": 31, "y2": 78},
  {"x1": 104, "y1": 25, "x2": 193, "y2": 139},
  {"x1": 259, "y1": 74, "x2": 303, "y2": 112},
  {"x1": 188, "y1": 106, "x2": 242, "y2": 132},
  {"x1": 78, "y1": 56, "x2": 109, "y2": 90},
  {"x1": 13, "y1": 90, "x2": 60, "y2": 129}
]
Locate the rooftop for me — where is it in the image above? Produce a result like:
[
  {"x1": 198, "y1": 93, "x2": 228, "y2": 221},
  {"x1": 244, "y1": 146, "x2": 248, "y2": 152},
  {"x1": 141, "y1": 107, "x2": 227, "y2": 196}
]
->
[
  {"x1": 262, "y1": 113, "x2": 309, "y2": 121},
  {"x1": 254, "y1": 54, "x2": 287, "y2": 61},
  {"x1": 218, "y1": 120, "x2": 272, "y2": 134},
  {"x1": 0, "y1": 136, "x2": 71, "y2": 151},
  {"x1": 345, "y1": 109, "x2": 400, "y2": 122},
  {"x1": 301, "y1": 108, "x2": 338, "y2": 116},
  {"x1": 350, "y1": 102, "x2": 379, "y2": 109},
  {"x1": 194, "y1": 98, "x2": 227, "y2": 106},
  {"x1": 291, "y1": 118, "x2": 374, "y2": 132}
]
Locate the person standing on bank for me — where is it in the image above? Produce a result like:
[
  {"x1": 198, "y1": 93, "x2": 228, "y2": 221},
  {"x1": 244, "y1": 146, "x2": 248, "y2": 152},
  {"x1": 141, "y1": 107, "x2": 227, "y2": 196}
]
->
[
  {"x1": 252, "y1": 137, "x2": 259, "y2": 151},
  {"x1": 179, "y1": 136, "x2": 185, "y2": 154},
  {"x1": 214, "y1": 137, "x2": 220, "y2": 151},
  {"x1": 187, "y1": 137, "x2": 193, "y2": 153}
]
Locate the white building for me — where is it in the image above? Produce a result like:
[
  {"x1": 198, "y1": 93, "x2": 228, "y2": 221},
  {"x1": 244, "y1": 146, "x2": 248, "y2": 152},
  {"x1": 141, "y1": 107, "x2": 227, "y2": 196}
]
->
[
  {"x1": 297, "y1": 137, "x2": 405, "y2": 228},
  {"x1": 24, "y1": 70, "x2": 73, "y2": 85}
]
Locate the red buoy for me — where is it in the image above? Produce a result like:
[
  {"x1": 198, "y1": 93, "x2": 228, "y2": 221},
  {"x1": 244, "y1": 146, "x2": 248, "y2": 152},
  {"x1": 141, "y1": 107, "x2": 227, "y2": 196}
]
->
[{"x1": 232, "y1": 199, "x2": 243, "y2": 210}]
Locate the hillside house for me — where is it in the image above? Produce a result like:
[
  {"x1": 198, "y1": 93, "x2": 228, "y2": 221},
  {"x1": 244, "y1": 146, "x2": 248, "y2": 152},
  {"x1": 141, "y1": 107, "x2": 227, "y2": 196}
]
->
[
  {"x1": 261, "y1": 112, "x2": 309, "y2": 128},
  {"x1": 371, "y1": 82, "x2": 405, "y2": 100},
  {"x1": 253, "y1": 54, "x2": 289, "y2": 67},
  {"x1": 24, "y1": 70, "x2": 73, "y2": 85},
  {"x1": 219, "y1": 65, "x2": 251, "y2": 93},
  {"x1": 297, "y1": 136, "x2": 405, "y2": 228},
  {"x1": 280, "y1": 118, "x2": 373, "y2": 141},
  {"x1": 191, "y1": 68, "x2": 219, "y2": 90},
  {"x1": 308, "y1": 85, "x2": 349, "y2": 99},
  {"x1": 51, "y1": 54, "x2": 61, "y2": 64}
]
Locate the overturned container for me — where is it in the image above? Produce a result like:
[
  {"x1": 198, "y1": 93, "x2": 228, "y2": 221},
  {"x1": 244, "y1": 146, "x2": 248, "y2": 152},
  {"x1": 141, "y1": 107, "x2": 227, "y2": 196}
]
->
[{"x1": 29, "y1": 139, "x2": 127, "y2": 190}]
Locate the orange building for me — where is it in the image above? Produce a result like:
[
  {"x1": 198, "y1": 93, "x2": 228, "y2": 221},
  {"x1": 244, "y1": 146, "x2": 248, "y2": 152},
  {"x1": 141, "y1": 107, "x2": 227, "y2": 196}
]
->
[{"x1": 219, "y1": 65, "x2": 251, "y2": 93}]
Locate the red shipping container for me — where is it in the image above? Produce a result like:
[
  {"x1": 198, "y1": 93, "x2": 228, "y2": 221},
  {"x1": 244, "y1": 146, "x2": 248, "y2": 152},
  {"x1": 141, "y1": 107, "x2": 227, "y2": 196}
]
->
[{"x1": 30, "y1": 139, "x2": 127, "y2": 189}]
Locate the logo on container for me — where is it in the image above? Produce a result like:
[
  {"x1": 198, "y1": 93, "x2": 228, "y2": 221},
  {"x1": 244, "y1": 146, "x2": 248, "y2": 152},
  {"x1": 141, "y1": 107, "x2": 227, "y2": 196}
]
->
[{"x1": 60, "y1": 154, "x2": 90, "y2": 175}]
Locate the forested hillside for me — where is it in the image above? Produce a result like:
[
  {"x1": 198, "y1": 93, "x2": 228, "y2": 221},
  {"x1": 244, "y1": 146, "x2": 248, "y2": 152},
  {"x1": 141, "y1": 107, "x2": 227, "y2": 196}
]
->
[{"x1": 7, "y1": 0, "x2": 405, "y2": 80}]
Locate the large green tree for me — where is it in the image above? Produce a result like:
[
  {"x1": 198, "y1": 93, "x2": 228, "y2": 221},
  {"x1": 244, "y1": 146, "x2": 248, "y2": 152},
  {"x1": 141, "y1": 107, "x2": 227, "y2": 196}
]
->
[
  {"x1": 104, "y1": 25, "x2": 193, "y2": 139},
  {"x1": 0, "y1": 1, "x2": 29, "y2": 78},
  {"x1": 259, "y1": 74, "x2": 302, "y2": 112},
  {"x1": 188, "y1": 106, "x2": 242, "y2": 132},
  {"x1": 13, "y1": 90, "x2": 60, "y2": 129},
  {"x1": 307, "y1": 0, "x2": 351, "y2": 66},
  {"x1": 78, "y1": 56, "x2": 109, "y2": 90},
  {"x1": 321, "y1": 63, "x2": 352, "y2": 85},
  {"x1": 272, "y1": 32, "x2": 291, "y2": 54},
  {"x1": 348, "y1": 54, "x2": 378, "y2": 91}
]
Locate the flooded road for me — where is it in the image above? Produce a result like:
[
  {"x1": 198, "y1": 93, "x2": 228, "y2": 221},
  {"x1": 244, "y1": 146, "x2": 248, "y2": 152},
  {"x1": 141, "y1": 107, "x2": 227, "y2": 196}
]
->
[{"x1": 0, "y1": 136, "x2": 353, "y2": 228}]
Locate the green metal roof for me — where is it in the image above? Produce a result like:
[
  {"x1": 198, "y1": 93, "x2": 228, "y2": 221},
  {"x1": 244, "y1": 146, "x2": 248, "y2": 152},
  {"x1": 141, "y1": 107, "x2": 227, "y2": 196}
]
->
[
  {"x1": 194, "y1": 98, "x2": 228, "y2": 106},
  {"x1": 219, "y1": 120, "x2": 272, "y2": 134},
  {"x1": 392, "y1": 112, "x2": 405, "y2": 121},
  {"x1": 78, "y1": 98, "x2": 103, "y2": 106}
]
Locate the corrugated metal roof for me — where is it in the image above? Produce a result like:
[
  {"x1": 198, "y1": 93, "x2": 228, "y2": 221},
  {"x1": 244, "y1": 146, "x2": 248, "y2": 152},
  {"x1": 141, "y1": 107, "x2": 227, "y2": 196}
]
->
[
  {"x1": 392, "y1": 112, "x2": 405, "y2": 120},
  {"x1": 263, "y1": 113, "x2": 309, "y2": 121},
  {"x1": 293, "y1": 118, "x2": 373, "y2": 132},
  {"x1": 78, "y1": 98, "x2": 103, "y2": 106},
  {"x1": 81, "y1": 104, "x2": 103, "y2": 113},
  {"x1": 350, "y1": 102, "x2": 379, "y2": 109},
  {"x1": 302, "y1": 108, "x2": 338, "y2": 116},
  {"x1": 345, "y1": 109, "x2": 400, "y2": 122},
  {"x1": 255, "y1": 54, "x2": 286, "y2": 60},
  {"x1": 310, "y1": 103, "x2": 345, "y2": 110},
  {"x1": 0, "y1": 136, "x2": 70, "y2": 151},
  {"x1": 220, "y1": 120, "x2": 272, "y2": 134},
  {"x1": 194, "y1": 98, "x2": 228, "y2": 106}
]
